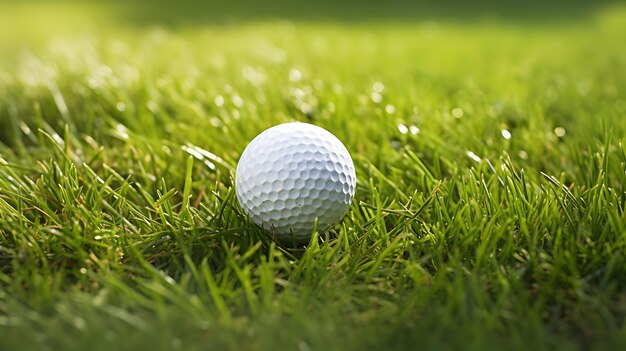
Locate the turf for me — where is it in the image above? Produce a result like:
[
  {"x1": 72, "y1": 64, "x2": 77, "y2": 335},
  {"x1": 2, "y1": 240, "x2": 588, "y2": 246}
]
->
[{"x1": 1, "y1": 2, "x2": 625, "y2": 350}]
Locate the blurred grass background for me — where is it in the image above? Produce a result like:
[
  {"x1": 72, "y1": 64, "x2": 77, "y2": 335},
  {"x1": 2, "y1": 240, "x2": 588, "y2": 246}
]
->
[
  {"x1": 2, "y1": 0, "x2": 622, "y2": 23},
  {"x1": 1, "y1": 0, "x2": 624, "y2": 40}
]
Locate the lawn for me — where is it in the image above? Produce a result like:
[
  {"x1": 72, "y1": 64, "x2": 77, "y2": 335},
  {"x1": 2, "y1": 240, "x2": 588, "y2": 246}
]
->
[{"x1": 0, "y1": 1, "x2": 625, "y2": 350}]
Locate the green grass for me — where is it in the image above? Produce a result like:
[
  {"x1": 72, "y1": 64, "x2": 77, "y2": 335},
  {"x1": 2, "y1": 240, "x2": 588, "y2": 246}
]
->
[{"x1": 1, "y1": 2, "x2": 626, "y2": 350}]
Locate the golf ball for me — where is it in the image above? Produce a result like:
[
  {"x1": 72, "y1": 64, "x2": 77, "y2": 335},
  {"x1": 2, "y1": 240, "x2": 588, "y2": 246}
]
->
[{"x1": 235, "y1": 122, "x2": 356, "y2": 241}]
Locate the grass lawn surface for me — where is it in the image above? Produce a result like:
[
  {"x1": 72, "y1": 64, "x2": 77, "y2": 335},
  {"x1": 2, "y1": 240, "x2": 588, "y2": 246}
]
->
[{"x1": 0, "y1": 1, "x2": 625, "y2": 350}]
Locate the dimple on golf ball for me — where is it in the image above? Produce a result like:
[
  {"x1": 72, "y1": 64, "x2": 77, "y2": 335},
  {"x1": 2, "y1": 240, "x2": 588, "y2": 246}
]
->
[{"x1": 235, "y1": 122, "x2": 356, "y2": 241}]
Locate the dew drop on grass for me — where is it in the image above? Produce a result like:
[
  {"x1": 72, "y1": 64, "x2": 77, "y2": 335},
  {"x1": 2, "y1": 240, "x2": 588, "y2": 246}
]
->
[
  {"x1": 182, "y1": 146, "x2": 200, "y2": 160},
  {"x1": 164, "y1": 275, "x2": 175, "y2": 285},
  {"x1": 292, "y1": 88, "x2": 306, "y2": 100},
  {"x1": 554, "y1": 127, "x2": 566, "y2": 137},
  {"x1": 114, "y1": 124, "x2": 129, "y2": 139},
  {"x1": 385, "y1": 104, "x2": 396, "y2": 114},
  {"x1": 232, "y1": 95, "x2": 244, "y2": 108},
  {"x1": 299, "y1": 103, "x2": 313, "y2": 114},
  {"x1": 501, "y1": 129, "x2": 511, "y2": 140},
  {"x1": 19, "y1": 122, "x2": 31, "y2": 135},
  {"x1": 115, "y1": 101, "x2": 126, "y2": 112},
  {"x1": 214, "y1": 95, "x2": 224, "y2": 107},
  {"x1": 398, "y1": 124, "x2": 409, "y2": 134},
  {"x1": 452, "y1": 107, "x2": 464, "y2": 118},
  {"x1": 519, "y1": 150, "x2": 528, "y2": 159},
  {"x1": 370, "y1": 92, "x2": 382, "y2": 103},
  {"x1": 409, "y1": 125, "x2": 420, "y2": 135},
  {"x1": 466, "y1": 151, "x2": 481, "y2": 162},
  {"x1": 79, "y1": 268, "x2": 87, "y2": 274},
  {"x1": 373, "y1": 81, "x2": 385, "y2": 92},
  {"x1": 289, "y1": 68, "x2": 302, "y2": 82},
  {"x1": 51, "y1": 132, "x2": 65, "y2": 146},
  {"x1": 210, "y1": 117, "x2": 221, "y2": 127}
]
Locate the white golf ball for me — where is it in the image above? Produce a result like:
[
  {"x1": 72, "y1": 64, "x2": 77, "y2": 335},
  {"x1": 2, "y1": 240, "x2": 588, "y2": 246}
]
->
[{"x1": 235, "y1": 122, "x2": 356, "y2": 241}]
